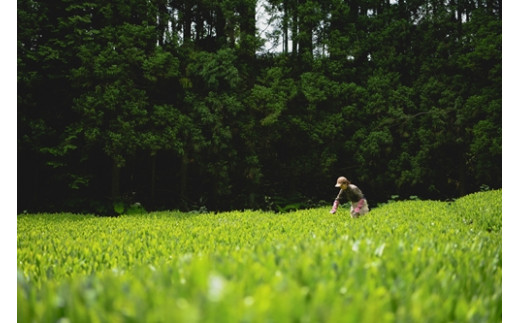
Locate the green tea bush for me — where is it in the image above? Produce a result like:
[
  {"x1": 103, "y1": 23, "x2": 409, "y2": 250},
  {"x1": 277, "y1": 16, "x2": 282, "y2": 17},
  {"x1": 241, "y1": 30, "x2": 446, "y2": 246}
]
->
[{"x1": 17, "y1": 190, "x2": 502, "y2": 322}]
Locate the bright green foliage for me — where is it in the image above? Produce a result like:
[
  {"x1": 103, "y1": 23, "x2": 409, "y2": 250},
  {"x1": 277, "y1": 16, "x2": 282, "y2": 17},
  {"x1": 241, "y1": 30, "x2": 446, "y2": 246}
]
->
[{"x1": 18, "y1": 190, "x2": 501, "y2": 322}]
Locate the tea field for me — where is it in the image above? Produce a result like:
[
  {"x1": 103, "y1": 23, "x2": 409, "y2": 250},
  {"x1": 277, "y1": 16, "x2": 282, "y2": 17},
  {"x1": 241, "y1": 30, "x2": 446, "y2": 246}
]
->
[{"x1": 17, "y1": 190, "x2": 502, "y2": 322}]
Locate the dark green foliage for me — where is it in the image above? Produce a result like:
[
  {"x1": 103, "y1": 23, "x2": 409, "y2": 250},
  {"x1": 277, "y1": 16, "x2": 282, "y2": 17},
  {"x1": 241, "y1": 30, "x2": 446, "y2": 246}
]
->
[{"x1": 18, "y1": 0, "x2": 501, "y2": 213}]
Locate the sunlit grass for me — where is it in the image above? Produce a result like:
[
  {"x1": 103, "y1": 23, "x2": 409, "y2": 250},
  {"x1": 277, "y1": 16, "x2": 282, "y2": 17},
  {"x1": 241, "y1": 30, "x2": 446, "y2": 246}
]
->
[{"x1": 18, "y1": 190, "x2": 502, "y2": 322}]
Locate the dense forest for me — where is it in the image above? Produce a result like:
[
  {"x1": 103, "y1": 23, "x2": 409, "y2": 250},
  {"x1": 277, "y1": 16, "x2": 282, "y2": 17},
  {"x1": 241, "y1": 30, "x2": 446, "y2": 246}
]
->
[{"x1": 18, "y1": 0, "x2": 501, "y2": 214}]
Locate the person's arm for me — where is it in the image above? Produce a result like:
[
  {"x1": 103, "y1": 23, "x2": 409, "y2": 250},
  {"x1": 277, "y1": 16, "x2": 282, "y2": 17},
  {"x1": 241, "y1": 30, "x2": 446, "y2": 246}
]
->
[
  {"x1": 353, "y1": 199, "x2": 364, "y2": 214},
  {"x1": 348, "y1": 185, "x2": 365, "y2": 214},
  {"x1": 330, "y1": 189, "x2": 344, "y2": 214}
]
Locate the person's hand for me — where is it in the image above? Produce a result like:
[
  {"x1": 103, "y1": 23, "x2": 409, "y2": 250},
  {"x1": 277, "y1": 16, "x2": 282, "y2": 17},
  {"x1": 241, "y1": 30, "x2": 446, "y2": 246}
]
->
[{"x1": 330, "y1": 200, "x2": 339, "y2": 214}]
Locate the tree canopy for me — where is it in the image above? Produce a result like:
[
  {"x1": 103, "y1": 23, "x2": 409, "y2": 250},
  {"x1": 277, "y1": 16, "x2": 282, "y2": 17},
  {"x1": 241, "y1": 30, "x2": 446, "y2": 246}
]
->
[{"x1": 18, "y1": 0, "x2": 501, "y2": 213}]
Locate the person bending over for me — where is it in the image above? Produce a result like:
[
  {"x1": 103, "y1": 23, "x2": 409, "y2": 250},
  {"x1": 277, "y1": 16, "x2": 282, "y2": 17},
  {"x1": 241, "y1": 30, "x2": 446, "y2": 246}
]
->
[{"x1": 330, "y1": 176, "x2": 369, "y2": 218}]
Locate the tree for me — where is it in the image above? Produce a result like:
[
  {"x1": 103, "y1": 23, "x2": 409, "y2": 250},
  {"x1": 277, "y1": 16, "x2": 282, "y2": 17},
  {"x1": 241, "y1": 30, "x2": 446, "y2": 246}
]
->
[
  {"x1": 18, "y1": 0, "x2": 88, "y2": 210},
  {"x1": 18, "y1": 0, "x2": 502, "y2": 213},
  {"x1": 183, "y1": 48, "x2": 245, "y2": 209}
]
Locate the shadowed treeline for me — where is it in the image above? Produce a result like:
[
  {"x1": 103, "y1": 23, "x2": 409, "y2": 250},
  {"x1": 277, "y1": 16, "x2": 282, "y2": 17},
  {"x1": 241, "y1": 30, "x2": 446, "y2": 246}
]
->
[{"x1": 18, "y1": 0, "x2": 501, "y2": 214}]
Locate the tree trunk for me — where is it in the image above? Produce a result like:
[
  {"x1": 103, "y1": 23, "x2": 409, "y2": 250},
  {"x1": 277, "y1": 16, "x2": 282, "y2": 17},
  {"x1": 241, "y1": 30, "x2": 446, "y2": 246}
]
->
[
  {"x1": 151, "y1": 153, "x2": 157, "y2": 208},
  {"x1": 291, "y1": 0, "x2": 298, "y2": 56},
  {"x1": 238, "y1": 0, "x2": 256, "y2": 54},
  {"x1": 215, "y1": 5, "x2": 226, "y2": 48},
  {"x1": 183, "y1": 3, "x2": 193, "y2": 42},
  {"x1": 283, "y1": 0, "x2": 289, "y2": 54},
  {"x1": 180, "y1": 153, "x2": 188, "y2": 210},
  {"x1": 111, "y1": 160, "x2": 121, "y2": 203},
  {"x1": 157, "y1": 0, "x2": 168, "y2": 46},
  {"x1": 297, "y1": 0, "x2": 313, "y2": 58},
  {"x1": 237, "y1": 0, "x2": 257, "y2": 85}
]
